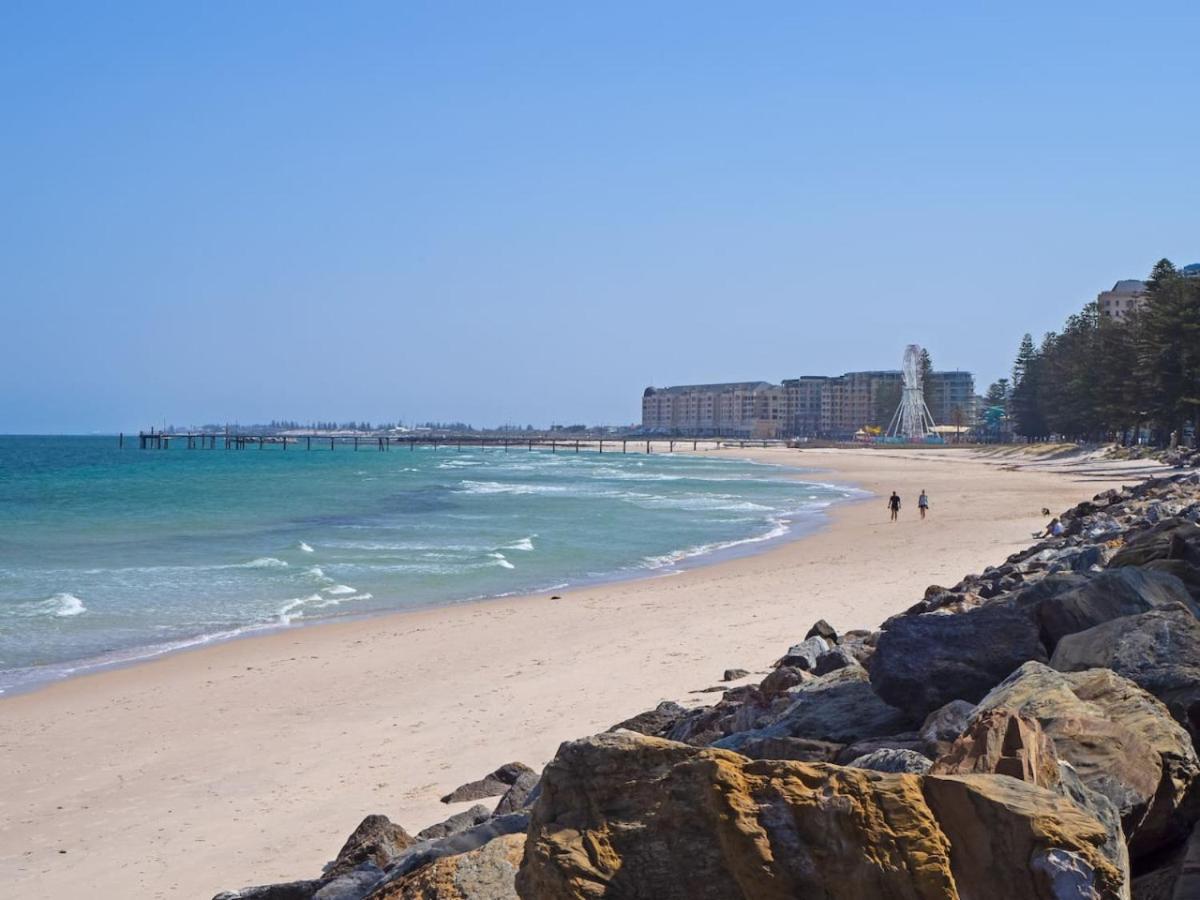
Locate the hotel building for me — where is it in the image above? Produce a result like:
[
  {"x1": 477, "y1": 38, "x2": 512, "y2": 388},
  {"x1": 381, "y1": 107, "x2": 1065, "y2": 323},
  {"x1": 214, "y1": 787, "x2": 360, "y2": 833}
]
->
[{"x1": 642, "y1": 370, "x2": 976, "y2": 439}]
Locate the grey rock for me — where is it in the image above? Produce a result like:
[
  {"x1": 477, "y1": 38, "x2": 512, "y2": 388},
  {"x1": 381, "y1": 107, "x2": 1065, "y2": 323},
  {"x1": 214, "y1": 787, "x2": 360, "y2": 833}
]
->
[
  {"x1": 712, "y1": 666, "x2": 911, "y2": 749},
  {"x1": 846, "y1": 748, "x2": 932, "y2": 774},
  {"x1": 213, "y1": 883, "x2": 323, "y2": 900},
  {"x1": 813, "y1": 645, "x2": 858, "y2": 676},
  {"x1": 721, "y1": 668, "x2": 749, "y2": 681},
  {"x1": 835, "y1": 733, "x2": 927, "y2": 766},
  {"x1": 1051, "y1": 604, "x2": 1200, "y2": 734},
  {"x1": 721, "y1": 735, "x2": 843, "y2": 763},
  {"x1": 1054, "y1": 762, "x2": 1130, "y2": 899},
  {"x1": 493, "y1": 770, "x2": 539, "y2": 815},
  {"x1": 416, "y1": 804, "x2": 492, "y2": 841},
  {"x1": 919, "y1": 699, "x2": 976, "y2": 748},
  {"x1": 1031, "y1": 567, "x2": 1197, "y2": 650},
  {"x1": 440, "y1": 762, "x2": 533, "y2": 804},
  {"x1": 804, "y1": 618, "x2": 838, "y2": 643},
  {"x1": 313, "y1": 865, "x2": 382, "y2": 900},
  {"x1": 608, "y1": 700, "x2": 687, "y2": 737},
  {"x1": 868, "y1": 600, "x2": 1047, "y2": 719},
  {"x1": 777, "y1": 635, "x2": 829, "y2": 671}
]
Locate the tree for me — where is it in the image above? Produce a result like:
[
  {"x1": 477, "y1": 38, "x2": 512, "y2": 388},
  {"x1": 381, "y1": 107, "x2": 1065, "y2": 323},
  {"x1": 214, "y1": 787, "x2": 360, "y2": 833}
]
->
[
  {"x1": 1009, "y1": 333, "x2": 1046, "y2": 440},
  {"x1": 919, "y1": 348, "x2": 935, "y2": 415},
  {"x1": 984, "y1": 378, "x2": 1010, "y2": 409},
  {"x1": 1137, "y1": 259, "x2": 1200, "y2": 445}
]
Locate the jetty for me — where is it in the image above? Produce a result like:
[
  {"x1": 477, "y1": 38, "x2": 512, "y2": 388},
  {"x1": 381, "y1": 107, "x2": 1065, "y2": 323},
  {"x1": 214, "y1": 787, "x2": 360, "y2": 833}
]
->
[{"x1": 121, "y1": 431, "x2": 785, "y2": 454}]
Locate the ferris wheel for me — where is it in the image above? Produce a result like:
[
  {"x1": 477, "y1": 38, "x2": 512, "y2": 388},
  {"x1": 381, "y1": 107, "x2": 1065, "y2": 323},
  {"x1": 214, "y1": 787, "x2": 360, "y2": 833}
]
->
[{"x1": 886, "y1": 344, "x2": 938, "y2": 441}]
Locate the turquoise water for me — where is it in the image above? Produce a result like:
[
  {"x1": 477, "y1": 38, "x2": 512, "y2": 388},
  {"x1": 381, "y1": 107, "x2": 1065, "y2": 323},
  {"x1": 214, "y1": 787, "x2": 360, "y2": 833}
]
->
[{"x1": 0, "y1": 436, "x2": 855, "y2": 692}]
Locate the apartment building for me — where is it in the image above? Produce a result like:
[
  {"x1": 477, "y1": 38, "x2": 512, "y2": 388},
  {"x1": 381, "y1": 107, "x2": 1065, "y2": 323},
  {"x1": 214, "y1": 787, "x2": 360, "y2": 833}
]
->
[
  {"x1": 642, "y1": 369, "x2": 976, "y2": 439},
  {"x1": 1096, "y1": 280, "x2": 1148, "y2": 321}
]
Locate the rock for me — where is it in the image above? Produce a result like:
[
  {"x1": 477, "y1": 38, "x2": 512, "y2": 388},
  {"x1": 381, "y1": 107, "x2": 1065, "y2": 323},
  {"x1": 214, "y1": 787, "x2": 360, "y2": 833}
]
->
[
  {"x1": 834, "y1": 733, "x2": 928, "y2": 766},
  {"x1": 440, "y1": 763, "x2": 534, "y2": 804},
  {"x1": 417, "y1": 806, "x2": 492, "y2": 842},
  {"x1": 316, "y1": 867, "x2": 385, "y2": 900},
  {"x1": 493, "y1": 772, "x2": 539, "y2": 816},
  {"x1": 757, "y1": 665, "x2": 810, "y2": 697},
  {"x1": 326, "y1": 815, "x2": 416, "y2": 878},
  {"x1": 846, "y1": 748, "x2": 931, "y2": 774},
  {"x1": 363, "y1": 832, "x2": 523, "y2": 899},
  {"x1": 377, "y1": 814, "x2": 529, "y2": 887},
  {"x1": 1055, "y1": 762, "x2": 1130, "y2": 896},
  {"x1": 1051, "y1": 604, "x2": 1200, "y2": 734},
  {"x1": 1129, "y1": 820, "x2": 1200, "y2": 900},
  {"x1": 721, "y1": 735, "x2": 843, "y2": 763},
  {"x1": 721, "y1": 668, "x2": 749, "y2": 681},
  {"x1": 1109, "y1": 521, "x2": 1200, "y2": 568},
  {"x1": 516, "y1": 730, "x2": 1127, "y2": 899},
  {"x1": 1030, "y1": 568, "x2": 1197, "y2": 650},
  {"x1": 804, "y1": 618, "x2": 838, "y2": 643},
  {"x1": 869, "y1": 601, "x2": 1047, "y2": 719},
  {"x1": 213, "y1": 883, "x2": 324, "y2": 900},
  {"x1": 776, "y1": 635, "x2": 829, "y2": 670},
  {"x1": 713, "y1": 666, "x2": 912, "y2": 750},
  {"x1": 813, "y1": 645, "x2": 859, "y2": 676},
  {"x1": 930, "y1": 710, "x2": 1060, "y2": 789},
  {"x1": 607, "y1": 700, "x2": 686, "y2": 737},
  {"x1": 974, "y1": 661, "x2": 1200, "y2": 860},
  {"x1": 919, "y1": 700, "x2": 976, "y2": 750},
  {"x1": 1143, "y1": 559, "x2": 1200, "y2": 601}
]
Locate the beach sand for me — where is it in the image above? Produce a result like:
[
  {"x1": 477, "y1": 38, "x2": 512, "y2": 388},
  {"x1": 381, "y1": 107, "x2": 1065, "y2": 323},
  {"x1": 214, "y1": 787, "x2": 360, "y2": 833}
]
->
[{"x1": 0, "y1": 447, "x2": 1166, "y2": 898}]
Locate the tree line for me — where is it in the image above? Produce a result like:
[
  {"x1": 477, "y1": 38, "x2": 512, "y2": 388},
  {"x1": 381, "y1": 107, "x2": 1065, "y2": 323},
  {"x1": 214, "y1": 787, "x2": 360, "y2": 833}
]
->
[{"x1": 987, "y1": 259, "x2": 1200, "y2": 446}]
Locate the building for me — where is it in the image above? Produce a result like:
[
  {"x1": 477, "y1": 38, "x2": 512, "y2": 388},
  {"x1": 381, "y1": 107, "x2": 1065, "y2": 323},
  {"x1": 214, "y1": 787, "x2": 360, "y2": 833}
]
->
[
  {"x1": 1096, "y1": 280, "x2": 1148, "y2": 321},
  {"x1": 642, "y1": 368, "x2": 976, "y2": 439},
  {"x1": 641, "y1": 382, "x2": 785, "y2": 438}
]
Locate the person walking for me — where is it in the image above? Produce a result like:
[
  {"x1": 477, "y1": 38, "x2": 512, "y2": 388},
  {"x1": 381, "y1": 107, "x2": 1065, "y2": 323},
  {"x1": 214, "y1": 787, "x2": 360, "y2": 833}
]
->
[
  {"x1": 887, "y1": 491, "x2": 901, "y2": 522},
  {"x1": 918, "y1": 490, "x2": 929, "y2": 520}
]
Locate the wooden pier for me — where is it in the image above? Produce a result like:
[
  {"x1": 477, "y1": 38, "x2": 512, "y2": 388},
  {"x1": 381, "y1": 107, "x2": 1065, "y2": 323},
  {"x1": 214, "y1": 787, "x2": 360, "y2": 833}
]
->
[{"x1": 125, "y1": 431, "x2": 784, "y2": 454}]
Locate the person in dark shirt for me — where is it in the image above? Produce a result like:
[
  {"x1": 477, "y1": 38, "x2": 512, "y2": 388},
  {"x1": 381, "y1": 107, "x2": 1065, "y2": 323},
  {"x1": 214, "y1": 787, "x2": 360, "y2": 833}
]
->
[{"x1": 887, "y1": 491, "x2": 901, "y2": 522}]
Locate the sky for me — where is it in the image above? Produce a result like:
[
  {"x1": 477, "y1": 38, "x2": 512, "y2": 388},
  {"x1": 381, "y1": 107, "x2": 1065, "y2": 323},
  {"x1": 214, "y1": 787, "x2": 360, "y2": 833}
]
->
[{"x1": 2, "y1": 2, "x2": 1198, "y2": 432}]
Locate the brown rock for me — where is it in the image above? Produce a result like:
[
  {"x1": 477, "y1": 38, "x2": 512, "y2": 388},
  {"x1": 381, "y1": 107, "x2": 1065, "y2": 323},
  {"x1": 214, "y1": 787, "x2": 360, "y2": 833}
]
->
[
  {"x1": 975, "y1": 662, "x2": 1200, "y2": 860},
  {"x1": 930, "y1": 709, "x2": 1060, "y2": 790},
  {"x1": 516, "y1": 730, "x2": 1126, "y2": 899}
]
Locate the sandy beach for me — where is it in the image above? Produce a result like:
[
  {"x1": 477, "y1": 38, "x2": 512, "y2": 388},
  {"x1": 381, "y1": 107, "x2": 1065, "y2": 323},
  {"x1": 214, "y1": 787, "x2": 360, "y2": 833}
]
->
[{"x1": 0, "y1": 446, "x2": 1166, "y2": 899}]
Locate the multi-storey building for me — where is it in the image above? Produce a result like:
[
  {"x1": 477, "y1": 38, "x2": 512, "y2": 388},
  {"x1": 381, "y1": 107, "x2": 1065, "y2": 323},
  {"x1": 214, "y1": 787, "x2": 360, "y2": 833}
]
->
[
  {"x1": 1096, "y1": 280, "x2": 1148, "y2": 321},
  {"x1": 642, "y1": 369, "x2": 976, "y2": 439}
]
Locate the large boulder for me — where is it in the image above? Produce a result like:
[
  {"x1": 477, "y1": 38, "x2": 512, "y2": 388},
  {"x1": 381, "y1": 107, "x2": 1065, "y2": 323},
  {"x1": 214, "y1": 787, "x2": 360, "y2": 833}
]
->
[
  {"x1": 974, "y1": 662, "x2": 1200, "y2": 860},
  {"x1": 364, "y1": 832, "x2": 523, "y2": 899},
  {"x1": 712, "y1": 666, "x2": 911, "y2": 749},
  {"x1": 516, "y1": 731, "x2": 1127, "y2": 899},
  {"x1": 869, "y1": 601, "x2": 1047, "y2": 719},
  {"x1": 1051, "y1": 604, "x2": 1200, "y2": 734},
  {"x1": 847, "y1": 748, "x2": 932, "y2": 774},
  {"x1": 1027, "y1": 568, "x2": 1197, "y2": 650}
]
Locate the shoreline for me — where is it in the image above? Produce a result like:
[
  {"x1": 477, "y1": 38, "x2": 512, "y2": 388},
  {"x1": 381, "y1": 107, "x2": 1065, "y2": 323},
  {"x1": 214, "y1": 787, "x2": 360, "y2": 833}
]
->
[
  {"x1": 0, "y1": 447, "x2": 1167, "y2": 898},
  {"x1": 0, "y1": 453, "x2": 862, "y2": 698}
]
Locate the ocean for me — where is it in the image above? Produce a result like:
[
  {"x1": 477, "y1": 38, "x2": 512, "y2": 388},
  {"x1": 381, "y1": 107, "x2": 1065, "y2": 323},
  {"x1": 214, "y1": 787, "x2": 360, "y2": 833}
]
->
[{"x1": 0, "y1": 436, "x2": 856, "y2": 693}]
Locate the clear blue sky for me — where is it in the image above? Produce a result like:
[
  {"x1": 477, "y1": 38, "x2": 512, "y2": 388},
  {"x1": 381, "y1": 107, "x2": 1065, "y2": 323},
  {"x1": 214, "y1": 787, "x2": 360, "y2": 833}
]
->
[{"x1": 2, "y1": 2, "x2": 1198, "y2": 432}]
